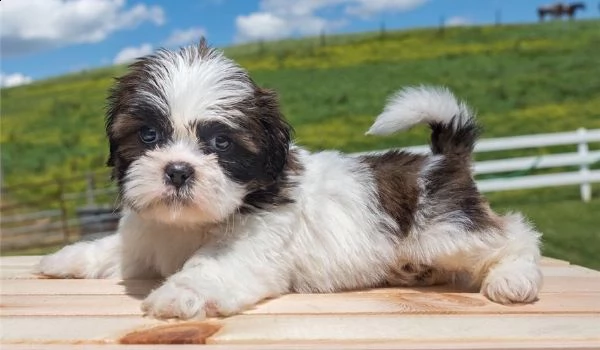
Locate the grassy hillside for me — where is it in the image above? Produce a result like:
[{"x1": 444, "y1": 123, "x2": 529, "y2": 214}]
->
[{"x1": 2, "y1": 21, "x2": 599, "y2": 267}]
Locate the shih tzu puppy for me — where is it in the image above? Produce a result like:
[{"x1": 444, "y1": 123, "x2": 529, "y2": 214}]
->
[{"x1": 38, "y1": 40, "x2": 542, "y2": 320}]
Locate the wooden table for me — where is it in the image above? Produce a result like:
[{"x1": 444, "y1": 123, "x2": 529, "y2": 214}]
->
[{"x1": 1, "y1": 256, "x2": 599, "y2": 349}]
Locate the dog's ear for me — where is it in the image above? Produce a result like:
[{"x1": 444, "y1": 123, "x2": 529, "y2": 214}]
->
[
  {"x1": 105, "y1": 116, "x2": 121, "y2": 182},
  {"x1": 256, "y1": 88, "x2": 292, "y2": 180},
  {"x1": 106, "y1": 139, "x2": 122, "y2": 182},
  {"x1": 106, "y1": 140, "x2": 116, "y2": 167},
  {"x1": 105, "y1": 91, "x2": 120, "y2": 179},
  {"x1": 105, "y1": 98, "x2": 117, "y2": 168}
]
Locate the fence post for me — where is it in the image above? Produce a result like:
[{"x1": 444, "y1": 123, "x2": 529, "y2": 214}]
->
[
  {"x1": 57, "y1": 180, "x2": 70, "y2": 242},
  {"x1": 577, "y1": 128, "x2": 591, "y2": 202}
]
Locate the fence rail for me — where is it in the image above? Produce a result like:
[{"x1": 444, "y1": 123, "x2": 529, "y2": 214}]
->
[
  {"x1": 477, "y1": 171, "x2": 600, "y2": 193},
  {"x1": 1, "y1": 128, "x2": 598, "y2": 251},
  {"x1": 0, "y1": 209, "x2": 62, "y2": 224},
  {"x1": 0, "y1": 172, "x2": 118, "y2": 250},
  {"x1": 473, "y1": 151, "x2": 600, "y2": 174}
]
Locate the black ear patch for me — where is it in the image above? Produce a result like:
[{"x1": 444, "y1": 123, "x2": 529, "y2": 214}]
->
[
  {"x1": 255, "y1": 88, "x2": 292, "y2": 180},
  {"x1": 106, "y1": 139, "x2": 117, "y2": 167}
]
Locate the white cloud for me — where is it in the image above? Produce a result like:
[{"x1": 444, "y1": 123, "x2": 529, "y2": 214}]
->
[
  {"x1": 236, "y1": 12, "x2": 294, "y2": 42},
  {"x1": 445, "y1": 16, "x2": 471, "y2": 27},
  {"x1": 0, "y1": 72, "x2": 33, "y2": 88},
  {"x1": 234, "y1": 0, "x2": 428, "y2": 42},
  {"x1": 164, "y1": 27, "x2": 207, "y2": 47},
  {"x1": 113, "y1": 43, "x2": 154, "y2": 64},
  {"x1": 1, "y1": 0, "x2": 165, "y2": 57},
  {"x1": 346, "y1": 0, "x2": 427, "y2": 19},
  {"x1": 259, "y1": 0, "x2": 345, "y2": 17}
]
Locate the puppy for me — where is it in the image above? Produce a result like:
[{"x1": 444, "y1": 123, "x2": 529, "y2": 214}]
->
[{"x1": 38, "y1": 41, "x2": 542, "y2": 320}]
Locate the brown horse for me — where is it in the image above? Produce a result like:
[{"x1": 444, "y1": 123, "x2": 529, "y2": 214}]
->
[{"x1": 538, "y1": 2, "x2": 586, "y2": 21}]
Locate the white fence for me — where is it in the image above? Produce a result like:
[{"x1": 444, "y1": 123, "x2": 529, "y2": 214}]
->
[{"x1": 357, "y1": 128, "x2": 600, "y2": 202}]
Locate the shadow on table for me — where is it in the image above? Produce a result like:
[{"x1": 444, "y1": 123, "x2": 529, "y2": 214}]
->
[{"x1": 119, "y1": 279, "x2": 162, "y2": 300}]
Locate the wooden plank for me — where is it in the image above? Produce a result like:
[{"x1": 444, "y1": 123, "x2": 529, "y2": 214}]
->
[
  {"x1": 540, "y1": 257, "x2": 571, "y2": 266},
  {"x1": 2, "y1": 292, "x2": 599, "y2": 317},
  {"x1": 0, "y1": 256, "x2": 42, "y2": 267},
  {"x1": 3, "y1": 315, "x2": 599, "y2": 347},
  {"x1": 0, "y1": 266, "x2": 39, "y2": 279},
  {"x1": 2, "y1": 275, "x2": 600, "y2": 297},
  {"x1": 0, "y1": 271, "x2": 38, "y2": 280},
  {"x1": 568, "y1": 265, "x2": 600, "y2": 275},
  {"x1": 0, "y1": 279, "x2": 160, "y2": 296},
  {"x1": 0, "y1": 316, "x2": 163, "y2": 344},
  {"x1": 362, "y1": 276, "x2": 600, "y2": 294},
  {"x1": 539, "y1": 276, "x2": 600, "y2": 293},
  {"x1": 0, "y1": 256, "x2": 581, "y2": 281},
  {"x1": 246, "y1": 292, "x2": 600, "y2": 315},
  {"x1": 3, "y1": 343, "x2": 600, "y2": 350},
  {"x1": 0, "y1": 264, "x2": 594, "y2": 281},
  {"x1": 1, "y1": 295, "x2": 143, "y2": 316},
  {"x1": 540, "y1": 266, "x2": 600, "y2": 277},
  {"x1": 207, "y1": 315, "x2": 600, "y2": 345},
  {"x1": 0, "y1": 254, "x2": 598, "y2": 349}
]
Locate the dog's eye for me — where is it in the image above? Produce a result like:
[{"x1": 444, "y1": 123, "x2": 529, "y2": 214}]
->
[
  {"x1": 139, "y1": 126, "x2": 160, "y2": 144},
  {"x1": 209, "y1": 135, "x2": 232, "y2": 152}
]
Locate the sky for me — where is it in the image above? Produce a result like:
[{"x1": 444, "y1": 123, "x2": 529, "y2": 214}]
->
[{"x1": 1, "y1": 0, "x2": 598, "y2": 87}]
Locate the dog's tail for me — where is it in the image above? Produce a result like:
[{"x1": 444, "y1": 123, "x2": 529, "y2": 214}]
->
[{"x1": 366, "y1": 86, "x2": 479, "y2": 158}]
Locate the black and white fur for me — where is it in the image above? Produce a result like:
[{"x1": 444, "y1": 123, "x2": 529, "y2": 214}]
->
[{"x1": 38, "y1": 41, "x2": 542, "y2": 319}]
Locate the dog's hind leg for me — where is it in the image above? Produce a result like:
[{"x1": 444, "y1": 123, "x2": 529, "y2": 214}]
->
[
  {"x1": 477, "y1": 213, "x2": 543, "y2": 304},
  {"x1": 399, "y1": 211, "x2": 542, "y2": 304}
]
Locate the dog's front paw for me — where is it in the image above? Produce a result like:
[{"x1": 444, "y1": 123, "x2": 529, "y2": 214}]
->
[
  {"x1": 142, "y1": 281, "x2": 221, "y2": 320},
  {"x1": 37, "y1": 245, "x2": 88, "y2": 278},
  {"x1": 481, "y1": 259, "x2": 542, "y2": 304},
  {"x1": 37, "y1": 242, "x2": 121, "y2": 279}
]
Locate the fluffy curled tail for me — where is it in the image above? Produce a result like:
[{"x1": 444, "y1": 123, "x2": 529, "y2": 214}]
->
[{"x1": 366, "y1": 86, "x2": 480, "y2": 157}]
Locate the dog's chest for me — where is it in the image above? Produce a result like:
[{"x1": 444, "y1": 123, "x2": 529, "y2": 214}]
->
[
  {"x1": 148, "y1": 231, "x2": 210, "y2": 277},
  {"x1": 122, "y1": 214, "x2": 212, "y2": 278}
]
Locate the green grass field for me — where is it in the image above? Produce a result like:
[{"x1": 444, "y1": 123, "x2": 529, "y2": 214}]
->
[{"x1": 1, "y1": 21, "x2": 599, "y2": 268}]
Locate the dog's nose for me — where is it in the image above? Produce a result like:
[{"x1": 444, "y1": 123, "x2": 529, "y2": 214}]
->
[{"x1": 165, "y1": 162, "x2": 194, "y2": 188}]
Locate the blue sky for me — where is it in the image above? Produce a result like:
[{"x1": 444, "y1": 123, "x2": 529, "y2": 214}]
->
[{"x1": 1, "y1": 0, "x2": 598, "y2": 87}]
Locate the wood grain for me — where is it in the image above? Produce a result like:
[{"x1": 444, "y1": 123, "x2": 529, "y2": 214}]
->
[
  {"x1": 207, "y1": 314, "x2": 600, "y2": 344},
  {"x1": 120, "y1": 322, "x2": 221, "y2": 344},
  {"x1": 2, "y1": 342, "x2": 600, "y2": 349},
  {"x1": 3, "y1": 315, "x2": 599, "y2": 346},
  {"x1": 0, "y1": 316, "x2": 163, "y2": 344},
  {"x1": 3, "y1": 275, "x2": 599, "y2": 297},
  {"x1": 3, "y1": 292, "x2": 599, "y2": 317},
  {"x1": 0, "y1": 266, "x2": 39, "y2": 279},
  {"x1": 0, "y1": 256, "x2": 41, "y2": 267},
  {"x1": 2, "y1": 255, "x2": 599, "y2": 349},
  {"x1": 0, "y1": 279, "x2": 160, "y2": 296}
]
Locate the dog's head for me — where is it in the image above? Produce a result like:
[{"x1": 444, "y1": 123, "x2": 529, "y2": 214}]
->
[{"x1": 106, "y1": 40, "x2": 293, "y2": 225}]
